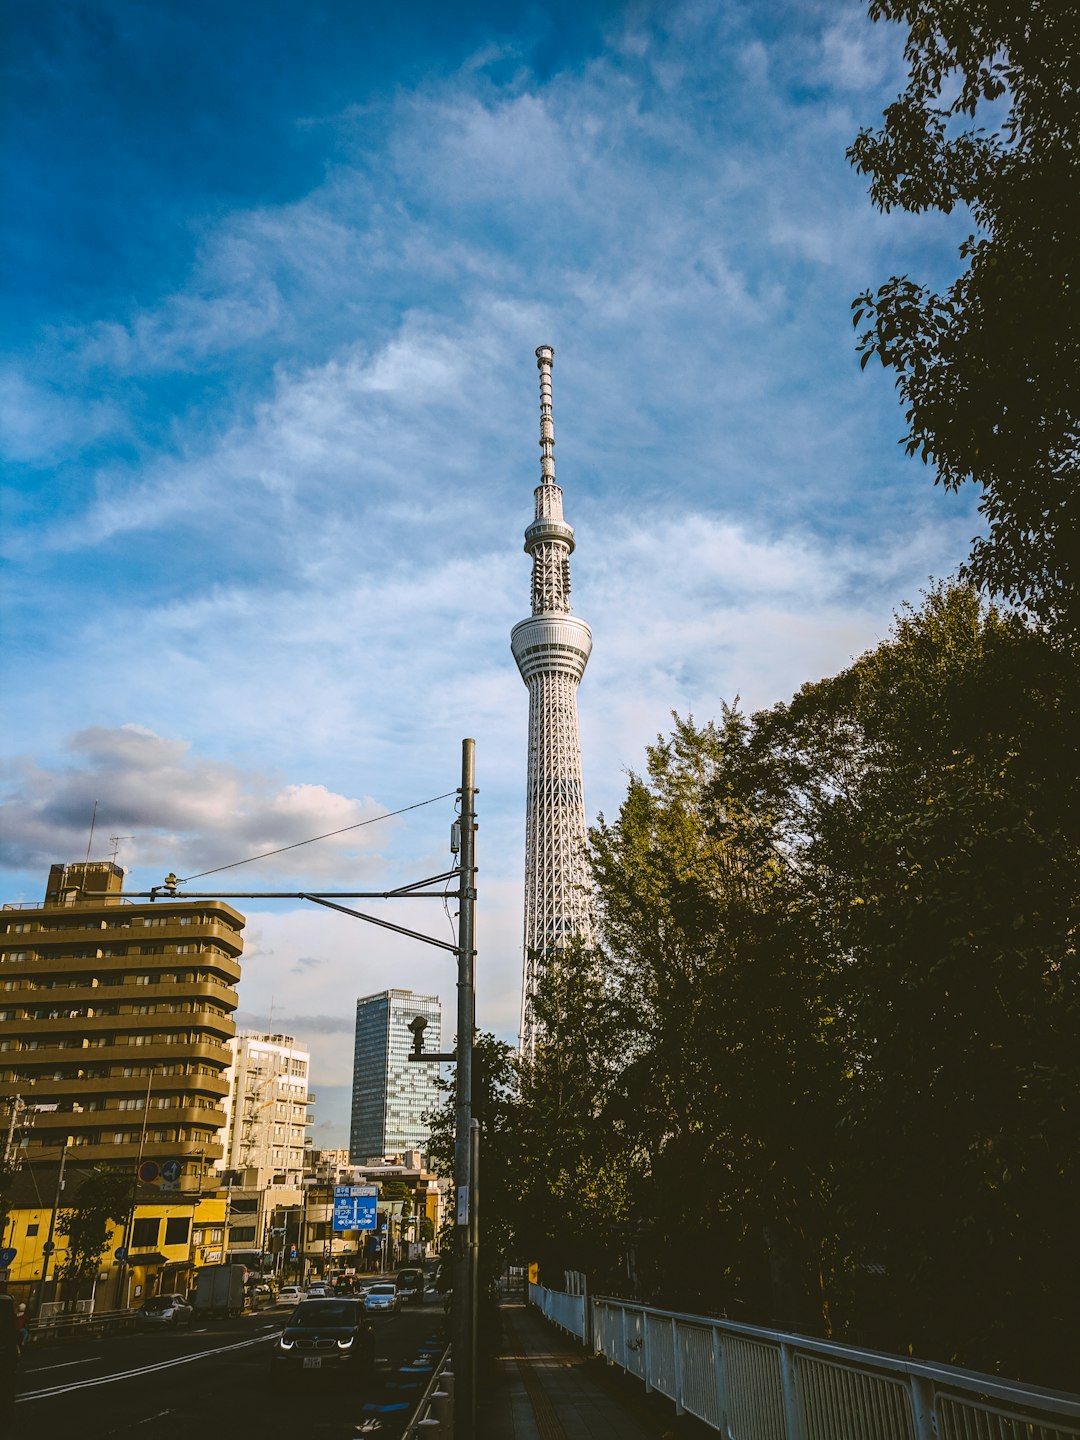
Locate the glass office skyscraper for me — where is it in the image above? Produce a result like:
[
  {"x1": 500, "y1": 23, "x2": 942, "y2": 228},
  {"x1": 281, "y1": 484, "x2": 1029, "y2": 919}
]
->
[{"x1": 349, "y1": 988, "x2": 442, "y2": 1162}]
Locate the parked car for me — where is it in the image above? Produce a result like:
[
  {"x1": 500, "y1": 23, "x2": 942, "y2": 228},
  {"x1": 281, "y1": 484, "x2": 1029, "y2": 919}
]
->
[
  {"x1": 139, "y1": 1294, "x2": 193, "y2": 1328},
  {"x1": 274, "y1": 1285, "x2": 307, "y2": 1309},
  {"x1": 363, "y1": 1283, "x2": 400, "y2": 1315},
  {"x1": 306, "y1": 1283, "x2": 330, "y2": 1298},
  {"x1": 271, "y1": 1299, "x2": 374, "y2": 1383}
]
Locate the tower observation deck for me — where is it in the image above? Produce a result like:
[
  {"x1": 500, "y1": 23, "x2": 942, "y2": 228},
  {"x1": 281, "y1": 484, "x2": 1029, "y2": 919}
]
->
[{"x1": 511, "y1": 346, "x2": 593, "y2": 1056}]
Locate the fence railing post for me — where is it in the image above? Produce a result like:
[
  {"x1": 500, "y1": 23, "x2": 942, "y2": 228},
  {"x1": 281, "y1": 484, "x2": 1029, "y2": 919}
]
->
[
  {"x1": 910, "y1": 1375, "x2": 938, "y2": 1440},
  {"x1": 672, "y1": 1317, "x2": 685, "y2": 1416},
  {"x1": 712, "y1": 1324, "x2": 731, "y2": 1436},
  {"x1": 643, "y1": 1308, "x2": 653, "y2": 1393},
  {"x1": 779, "y1": 1342, "x2": 805, "y2": 1440}
]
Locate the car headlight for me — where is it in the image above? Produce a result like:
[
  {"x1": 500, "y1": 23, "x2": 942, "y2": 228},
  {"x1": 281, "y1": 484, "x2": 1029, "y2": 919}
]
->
[
  {"x1": 278, "y1": 1337, "x2": 294, "y2": 1350},
  {"x1": 337, "y1": 1337, "x2": 354, "y2": 1349}
]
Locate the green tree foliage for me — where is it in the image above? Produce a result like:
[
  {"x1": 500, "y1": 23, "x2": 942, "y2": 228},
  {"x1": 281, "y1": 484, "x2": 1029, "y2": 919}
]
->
[
  {"x1": 848, "y1": 3, "x2": 1079, "y2": 633},
  {"x1": 588, "y1": 714, "x2": 847, "y2": 1330},
  {"x1": 516, "y1": 586, "x2": 1078, "y2": 1386},
  {"x1": 754, "y1": 585, "x2": 1079, "y2": 1381},
  {"x1": 515, "y1": 944, "x2": 639, "y2": 1291},
  {"x1": 426, "y1": 1033, "x2": 519, "y2": 1313},
  {"x1": 56, "y1": 1168, "x2": 131, "y2": 1307}
]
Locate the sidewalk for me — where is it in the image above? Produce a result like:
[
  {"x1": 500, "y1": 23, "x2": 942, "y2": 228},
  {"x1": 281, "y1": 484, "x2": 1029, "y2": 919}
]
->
[{"x1": 478, "y1": 1298, "x2": 709, "y2": 1440}]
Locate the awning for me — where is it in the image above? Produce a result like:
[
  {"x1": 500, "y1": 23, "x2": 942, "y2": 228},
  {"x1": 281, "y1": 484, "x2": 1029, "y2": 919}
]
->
[{"x1": 124, "y1": 1252, "x2": 169, "y2": 1267}]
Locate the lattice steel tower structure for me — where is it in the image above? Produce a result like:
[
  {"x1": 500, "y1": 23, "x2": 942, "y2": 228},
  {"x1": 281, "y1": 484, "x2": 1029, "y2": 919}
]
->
[{"x1": 511, "y1": 345, "x2": 593, "y2": 1056}]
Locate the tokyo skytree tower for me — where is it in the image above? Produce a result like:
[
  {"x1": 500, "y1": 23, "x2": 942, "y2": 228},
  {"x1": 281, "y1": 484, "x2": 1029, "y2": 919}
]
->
[{"x1": 511, "y1": 345, "x2": 593, "y2": 1056}]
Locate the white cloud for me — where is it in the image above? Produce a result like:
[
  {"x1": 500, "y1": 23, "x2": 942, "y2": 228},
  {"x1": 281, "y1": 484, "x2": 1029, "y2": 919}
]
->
[{"x1": 0, "y1": 725, "x2": 397, "y2": 883}]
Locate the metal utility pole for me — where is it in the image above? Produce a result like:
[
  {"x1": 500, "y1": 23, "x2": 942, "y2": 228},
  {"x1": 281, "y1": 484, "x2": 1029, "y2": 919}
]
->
[
  {"x1": 453, "y1": 738, "x2": 478, "y2": 1438},
  {"x1": 114, "y1": 740, "x2": 480, "y2": 1432},
  {"x1": 36, "y1": 1137, "x2": 70, "y2": 1316}
]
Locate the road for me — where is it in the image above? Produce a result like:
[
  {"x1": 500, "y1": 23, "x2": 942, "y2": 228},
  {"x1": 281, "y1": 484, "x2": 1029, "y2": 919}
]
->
[{"x1": 15, "y1": 1297, "x2": 447, "y2": 1439}]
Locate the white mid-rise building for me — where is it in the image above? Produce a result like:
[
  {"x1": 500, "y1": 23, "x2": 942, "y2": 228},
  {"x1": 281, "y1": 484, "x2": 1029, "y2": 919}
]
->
[{"x1": 218, "y1": 1032, "x2": 313, "y2": 1188}]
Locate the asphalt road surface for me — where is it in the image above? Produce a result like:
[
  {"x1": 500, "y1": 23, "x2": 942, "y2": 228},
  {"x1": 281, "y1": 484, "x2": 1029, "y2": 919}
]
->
[{"x1": 14, "y1": 1297, "x2": 448, "y2": 1440}]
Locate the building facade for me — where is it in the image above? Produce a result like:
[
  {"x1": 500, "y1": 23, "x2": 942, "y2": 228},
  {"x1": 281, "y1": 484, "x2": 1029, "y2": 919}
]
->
[
  {"x1": 0, "y1": 1163, "x2": 228, "y2": 1312},
  {"x1": 218, "y1": 1031, "x2": 312, "y2": 1187},
  {"x1": 0, "y1": 861, "x2": 243, "y2": 1191},
  {"x1": 510, "y1": 346, "x2": 593, "y2": 1056},
  {"x1": 349, "y1": 989, "x2": 441, "y2": 1163}
]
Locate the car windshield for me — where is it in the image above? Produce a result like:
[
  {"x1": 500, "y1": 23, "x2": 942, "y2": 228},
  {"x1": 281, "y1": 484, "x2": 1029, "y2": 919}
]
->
[
  {"x1": 143, "y1": 1298, "x2": 177, "y2": 1312},
  {"x1": 369, "y1": 1285, "x2": 395, "y2": 1296},
  {"x1": 290, "y1": 1301, "x2": 358, "y2": 1323}
]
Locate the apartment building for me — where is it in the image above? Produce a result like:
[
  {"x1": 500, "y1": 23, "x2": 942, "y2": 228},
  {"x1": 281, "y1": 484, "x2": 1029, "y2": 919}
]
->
[{"x1": 0, "y1": 861, "x2": 243, "y2": 1191}]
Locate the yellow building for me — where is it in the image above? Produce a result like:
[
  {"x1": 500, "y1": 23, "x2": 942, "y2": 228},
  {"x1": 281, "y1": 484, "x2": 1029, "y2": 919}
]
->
[{"x1": 1, "y1": 1167, "x2": 227, "y2": 1313}]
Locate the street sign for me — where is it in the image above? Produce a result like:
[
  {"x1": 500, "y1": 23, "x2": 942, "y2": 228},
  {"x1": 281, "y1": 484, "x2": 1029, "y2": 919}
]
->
[
  {"x1": 333, "y1": 1184, "x2": 378, "y2": 1232},
  {"x1": 138, "y1": 1160, "x2": 160, "y2": 1183},
  {"x1": 115, "y1": 1247, "x2": 128, "y2": 1262},
  {"x1": 160, "y1": 1160, "x2": 182, "y2": 1183},
  {"x1": 0, "y1": 1248, "x2": 16, "y2": 1267}
]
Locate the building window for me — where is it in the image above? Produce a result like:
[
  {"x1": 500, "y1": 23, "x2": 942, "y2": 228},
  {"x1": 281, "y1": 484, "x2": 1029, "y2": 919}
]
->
[
  {"x1": 26, "y1": 1223, "x2": 39, "y2": 1237},
  {"x1": 164, "y1": 1217, "x2": 190, "y2": 1246},
  {"x1": 131, "y1": 1218, "x2": 160, "y2": 1248},
  {"x1": 229, "y1": 1226, "x2": 256, "y2": 1244}
]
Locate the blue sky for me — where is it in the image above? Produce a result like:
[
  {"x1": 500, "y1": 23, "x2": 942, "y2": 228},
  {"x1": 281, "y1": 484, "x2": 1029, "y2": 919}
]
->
[{"x1": 1, "y1": 0, "x2": 979, "y2": 1146}]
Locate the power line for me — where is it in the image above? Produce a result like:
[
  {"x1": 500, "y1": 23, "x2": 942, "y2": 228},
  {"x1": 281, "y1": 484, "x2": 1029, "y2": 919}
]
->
[{"x1": 179, "y1": 790, "x2": 458, "y2": 883}]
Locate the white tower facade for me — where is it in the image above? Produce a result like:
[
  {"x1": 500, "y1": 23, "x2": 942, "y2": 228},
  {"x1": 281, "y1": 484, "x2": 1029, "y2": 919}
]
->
[{"x1": 511, "y1": 346, "x2": 593, "y2": 1055}]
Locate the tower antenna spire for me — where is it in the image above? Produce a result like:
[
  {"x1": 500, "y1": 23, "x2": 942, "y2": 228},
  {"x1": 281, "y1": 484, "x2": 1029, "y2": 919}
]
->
[{"x1": 511, "y1": 346, "x2": 593, "y2": 1057}]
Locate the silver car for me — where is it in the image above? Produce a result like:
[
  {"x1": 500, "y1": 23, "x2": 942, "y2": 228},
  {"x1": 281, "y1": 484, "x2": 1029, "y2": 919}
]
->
[
  {"x1": 139, "y1": 1293, "x2": 193, "y2": 1328},
  {"x1": 363, "y1": 1283, "x2": 400, "y2": 1315}
]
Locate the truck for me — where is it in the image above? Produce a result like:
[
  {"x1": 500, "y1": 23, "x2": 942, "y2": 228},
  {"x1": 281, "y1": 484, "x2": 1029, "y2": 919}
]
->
[{"x1": 193, "y1": 1264, "x2": 246, "y2": 1317}]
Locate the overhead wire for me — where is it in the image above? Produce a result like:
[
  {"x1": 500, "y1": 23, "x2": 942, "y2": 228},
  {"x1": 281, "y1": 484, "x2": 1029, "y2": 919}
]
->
[{"x1": 178, "y1": 789, "x2": 458, "y2": 883}]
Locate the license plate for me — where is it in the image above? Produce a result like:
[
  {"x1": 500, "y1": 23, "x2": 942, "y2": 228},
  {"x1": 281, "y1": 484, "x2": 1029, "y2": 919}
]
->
[{"x1": 303, "y1": 1357, "x2": 322, "y2": 1369}]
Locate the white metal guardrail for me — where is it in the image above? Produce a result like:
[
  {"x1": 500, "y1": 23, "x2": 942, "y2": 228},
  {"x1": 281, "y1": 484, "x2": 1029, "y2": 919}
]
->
[
  {"x1": 528, "y1": 1288, "x2": 1080, "y2": 1440},
  {"x1": 528, "y1": 1281, "x2": 587, "y2": 1341}
]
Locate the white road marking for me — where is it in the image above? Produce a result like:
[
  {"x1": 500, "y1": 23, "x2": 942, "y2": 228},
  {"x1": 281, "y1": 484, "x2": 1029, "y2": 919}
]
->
[
  {"x1": 28, "y1": 1357, "x2": 102, "y2": 1372},
  {"x1": 17, "y1": 1332, "x2": 275, "y2": 1402}
]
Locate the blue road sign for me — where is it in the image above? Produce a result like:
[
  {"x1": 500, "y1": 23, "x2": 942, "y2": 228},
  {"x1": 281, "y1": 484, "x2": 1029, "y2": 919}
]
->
[
  {"x1": 0, "y1": 1248, "x2": 16, "y2": 1267},
  {"x1": 160, "y1": 1160, "x2": 182, "y2": 1183},
  {"x1": 115, "y1": 1246, "x2": 128, "y2": 1261},
  {"x1": 333, "y1": 1184, "x2": 378, "y2": 1232}
]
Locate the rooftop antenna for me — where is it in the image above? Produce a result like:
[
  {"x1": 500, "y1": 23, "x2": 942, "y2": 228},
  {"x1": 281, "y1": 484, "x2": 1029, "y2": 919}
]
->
[
  {"x1": 109, "y1": 836, "x2": 134, "y2": 865},
  {"x1": 84, "y1": 800, "x2": 99, "y2": 864}
]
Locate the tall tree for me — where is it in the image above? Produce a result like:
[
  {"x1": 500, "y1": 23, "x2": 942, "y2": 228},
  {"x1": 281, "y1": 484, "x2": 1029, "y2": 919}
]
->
[
  {"x1": 849, "y1": 2, "x2": 1079, "y2": 634},
  {"x1": 589, "y1": 713, "x2": 847, "y2": 1330},
  {"x1": 750, "y1": 585, "x2": 1080, "y2": 1382},
  {"x1": 55, "y1": 1168, "x2": 131, "y2": 1308},
  {"x1": 514, "y1": 944, "x2": 639, "y2": 1293}
]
